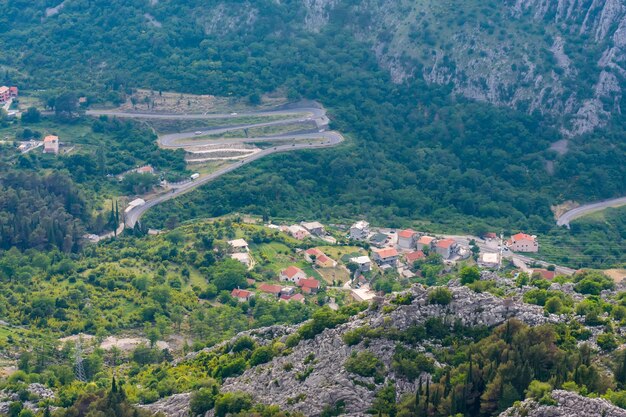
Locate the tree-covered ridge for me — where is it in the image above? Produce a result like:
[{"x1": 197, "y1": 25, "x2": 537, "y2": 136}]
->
[
  {"x1": 1, "y1": 0, "x2": 625, "y2": 232},
  {"x1": 0, "y1": 170, "x2": 89, "y2": 252}
]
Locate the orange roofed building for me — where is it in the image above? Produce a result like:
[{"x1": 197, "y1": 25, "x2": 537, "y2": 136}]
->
[
  {"x1": 279, "y1": 266, "x2": 308, "y2": 284},
  {"x1": 231, "y1": 288, "x2": 253, "y2": 302},
  {"x1": 372, "y1": 247, "x2": 399, "y2": 266},
  {"x1": 507, "y1": 233, "x2": 538, "y2": 253},
  {"x1": 43, "y1": 135, "x2": 59, "y2": 154}
]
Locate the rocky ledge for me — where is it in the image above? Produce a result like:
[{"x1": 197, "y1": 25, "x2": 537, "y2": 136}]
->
[{"x1": 500, "y1": 389, "x2": 626, "y2": 417}]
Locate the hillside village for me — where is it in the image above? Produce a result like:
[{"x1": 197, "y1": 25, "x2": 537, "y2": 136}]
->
[{"x1": 219, "y1": 217, "x2": 555, "y2": 307}]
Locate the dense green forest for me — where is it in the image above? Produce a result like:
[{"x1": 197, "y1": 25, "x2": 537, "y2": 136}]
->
[
  {"x1": 0, "y1": 171, "x2": 89, "y2": 252},
  {"x1": 0, "y1": 0, "x2": 624, "y2": 238}
]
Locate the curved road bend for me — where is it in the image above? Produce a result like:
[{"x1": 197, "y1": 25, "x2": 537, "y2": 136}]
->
[
  {"x1": 557, "y1": 196, "x2": 626, "y2": 228},
  {"x1": 124, "y1": 133, "x2": 343, "y2": 228},
  {"x1": 86, "y1": 104, "x2": 344, "y2": 228}
]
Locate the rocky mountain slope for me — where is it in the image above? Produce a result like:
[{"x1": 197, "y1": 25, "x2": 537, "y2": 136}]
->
[
  {"x1": 302, "y1": 0, "x2": 626, "y2": 136},
  {"x1": 144, "y1": 283, "x2": 564, "y2": 416},
  {"x1": 500, "y1": 389, "x2": 626, "y2": 417}
]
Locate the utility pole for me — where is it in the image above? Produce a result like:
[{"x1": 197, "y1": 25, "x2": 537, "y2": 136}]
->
[
  {"x1": 75, "y1": 338, "x2": 87, "y2": 382},
  {"x1": 498, "y1": 232, "x2": 504, "y2": 270}
]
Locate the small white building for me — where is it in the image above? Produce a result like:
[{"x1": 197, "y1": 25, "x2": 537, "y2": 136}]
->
[
  {"x1": 231, "y1": 252, "x2": 252, "y2": 267},
  {"x1": 279, "y1": 266, "x2": 308, "y2": 283},
  {"x1": 350, "y1": 256, "x2": 372, "y2": 272},
  {"x1": 350, "y1": 221, "x2": 370, "y2": 240},
  {"x1": 228, "y1": 238, "x2": 249, "y2": 253}
]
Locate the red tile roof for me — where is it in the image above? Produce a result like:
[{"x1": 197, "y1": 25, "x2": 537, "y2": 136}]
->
[
  {"x1": 511, "y1": 233, "x2": 535, "y2": 242},
  {"x1": 231, "y1": 289, "x2": 252, "y2": 299},
  {"x1": 417, "y1": 236, "x2": 435, "y2": 246},
  {"x1": 398, "y1": 229, "x2": 417, "y2": 239},
  {"x1": 258, "y1": 283, "x2": 282, "y2": 294},
  {"x1": 405, "y1": 250, "x2": 426, "y2": 263},
  {"x1": 282, "y1": 266, "x2": 305, "y2": 279},
  {"x1": 436, "y1": 238, "x2": 456, "y2": 249},
  {"x1": 280, "y1": 294, "x2": 292, "y2": 301},
  {"x1": 297, "y1": 278, "x2": 320, "y2": 289},
  {"x1": 483, "y1": 232, "x2": 497, "y2": 239},
  {"x1": 373, "y1": 247, "x2": 399, "y2": 258},
  {"x1": 291, "y1": 294, "x2": 305, "y2": 302}
]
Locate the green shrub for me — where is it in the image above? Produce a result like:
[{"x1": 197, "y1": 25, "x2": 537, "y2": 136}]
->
[
  {"x1": 344, "y1": 351, "x2": 385, "y2": 380},
  {"x1": 428, "y1": 287, "x2": 453, "y2": 305}
]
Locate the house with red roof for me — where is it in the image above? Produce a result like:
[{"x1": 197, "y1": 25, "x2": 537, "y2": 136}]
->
[
  {"x1": 371, "y1": 247, "x2": 399, "y2": 266},
  {"x1": 135, "y1": 165, "x2": 155, "y2": 175},
  {"x1": 483, "y1": 232, "x2": 497, "y2": 240},
  {"x1": 279, "y1": 266, "x2": 308, "y2": 284},
  {"x1": 43, "y1": 135, "x2": 59, "y2": 154},
  {"x1": 405, "y1": 250, "x2": 426, "y2": 264},
  {"x1": 417, "y1": 235, "x2": 435, "y2": 250},
  {"x1": 297, "y1": 278, "x2": 321, "y2": 294},
  {"x1": 507, "y1": 233, "x2": 538, "y2": 253},
  {"x1": 304, "y1": 248, "x2": 337, "y2": 268},
  {"x1": 290, "y1": 293, "x2": 305, "y2": 303},
  {"x1": 231, "y1": 288, "x2": 253, "y2": 302},
  {"x1": 258, "y1": 283, "x2": 282, "y2": 296},
  {"x1": 397, "y1": 229, "x2": 418, "y2": 250},
  {"x1": 434, "y1": 238, "x2": 457, "y2": 259}
]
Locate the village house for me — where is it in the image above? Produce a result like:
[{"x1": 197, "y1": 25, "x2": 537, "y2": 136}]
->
[
  {"x1": 350, "y1": 220, "x2": 370, "y2": 240},
  {"x1": 405, "y1": 250, "x2": 426, "y2": 265},
  {"x1": 483, "y1": 232, "x2": 498, "y2": 240},
  {"x1": 372, "y1": 247, "x2": 400, "y2": 266},
  {"x1": 0, "y1": 86, "x2": 17, "y2": 103},
  {"x1": 434, "y1": 238, "x2": 457, "y2": 259},
  {"x1": 369, "y1": 233, "x2": 389, "y2": 248},
  {"x1": 290, "y1": 293, "x2": 305, "y2": 303},
  {"x1": 417, "y1": 235, "x2": 435, "y2": 250},
  {"x1": 135, "y1": 165, "x2": 155, "y2": 175},
  {"x1": 288, "y1": 225, "x2": 310, "y2": 240},
  {"x1": 281, "y1": 286, "x2": 296, "y2": 296},
  {"x1": 279, "y1": 266, "x2": 308, "y2": 283},
  {"x1": 297, "y1": 278, "x2": 321, "y2": 294},
  {"x1": 231, "y1": 288, "x2": 254, "y2": 302},
  {"x1": 258, "y1": 283, "x2": 282, "y2": 297},
  {"x1": 397, "y1": 229, "x2": 418, "y2": 250},
  {"x1": 507, "y1": 233, "x2": 539, "y2": 253},
  {"x1": 304, "y1": 248, "x2": 337, "y2": 268},
  {"x1": 231, "y1": 252, "x2": 251, "y2": 268},
  {"x1": 228, "y1": 238, "x2": 249, "y2": 253},
  {"x1": 42, "y1": 135, "x2": 59, "y2": 155},
  {"x1": 350, "y1": 255, "x2": 372, "y2": 272},
  {"x1": 301, "y1": 221, "x2": 325, "y2": 236}
]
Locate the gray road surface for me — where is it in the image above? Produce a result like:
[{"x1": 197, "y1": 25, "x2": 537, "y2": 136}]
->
[
  {"x1": 86, "y1": 103, "x2": 344, "y2": 228},
  {"x1": 556, "y1": 196, "x2": 626, "y2": 228}
]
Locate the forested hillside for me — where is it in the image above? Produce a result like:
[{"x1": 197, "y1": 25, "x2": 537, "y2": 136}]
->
[{"x1": 0, "y1": 0, "x2": 624, "y2": 234}]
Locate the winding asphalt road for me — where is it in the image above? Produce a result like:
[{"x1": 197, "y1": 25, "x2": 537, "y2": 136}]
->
[
  {"x1": 88, "y1": 103, "x2": 343, "y2": 228},
  {"x1": 556, "y1": 196, "x2": 626, "y2": 228}
]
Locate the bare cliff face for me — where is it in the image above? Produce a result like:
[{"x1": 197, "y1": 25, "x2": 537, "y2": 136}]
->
[{"x1": 303, "y1": 0, "x2": 626, "y2": 136}]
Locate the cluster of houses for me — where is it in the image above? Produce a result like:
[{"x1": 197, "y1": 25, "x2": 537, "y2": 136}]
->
[
  {"x1": 268, "y1": 221, "x2": 336, "y2": 244},
  {"x1": 229, "y1": 264, "x2": 321, "y2": 304}
]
